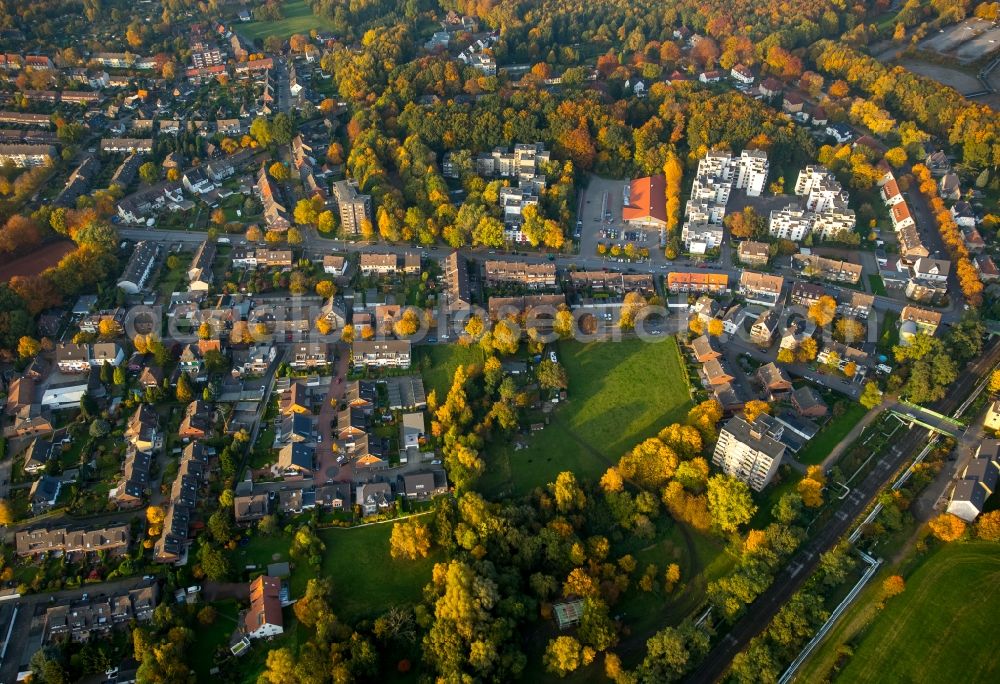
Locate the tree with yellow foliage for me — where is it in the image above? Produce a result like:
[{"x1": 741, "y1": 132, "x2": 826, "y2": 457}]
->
[
  {"x1": 976, "y1": 510, "x2": 1000, "y2": 541},
  {"x1": 664, "y1": 563, "x2": 681, "y2": 592},
  {"x1": 389, "y1": 520, "x2": 432, "y2": 560},
  {"x1": 707, "y1": 318, "x2": 724, "y2": 337},
  {"x1": 688, "y1": 317, "x2": 705, "y2": 335},
  {"x1": 599, "y1": 467, "x2": 624, "y2": 493},
  {"x1": 798, "y1": 465, "x2": 826, "y2": 508},
  {"x1": 743, "y1": 400, "x2": 771, "y2": 423},
  {"x1": 807, "y1": 295, "x2": 837, "y2": 328},
  {"x1": 340, "y1": 324, "x2": 354, "y2": 343},
  {"x1": 928, "y1": 513, "x2": 966, "y2": 542}
]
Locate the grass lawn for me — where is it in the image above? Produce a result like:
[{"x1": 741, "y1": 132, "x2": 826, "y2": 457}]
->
[
  {"x1": 238, "y1": 0, "x2": 335, "y2": 42},
  {"x1": 480, "y1": 337, "x2": 692, "y2": 496},
  {"x1": 318, "y1": 521, "x2": 439, "y2": 623},
  {"x1": 750, "y1": 467, "x2": 804, "y2": 528},
  {"x1": 794, "y1": 403, "x2": 869, "y2": 466},
  {"x1": 867, "y1": 274, "x2": 887, "y2": 296},
  {"x1": 826, "y1": 542, "x2": 1000, "y2": 683},
  {"x1": 191, "y1": 600, "x2": 241, "y2": 678},
  {"x1": 415, "y1": 344, "x2": 486, "y2": 398}
]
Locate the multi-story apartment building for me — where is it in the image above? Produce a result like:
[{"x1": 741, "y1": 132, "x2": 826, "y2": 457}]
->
[
  {"x1": 351, "y1": 340, "x2": 412, "y2": 369},
  {"x1": 331, "y1": 180, "x2": 371, "y2": 235},
  {"x1": 733, "y1": 149, "x2": 768, "y2": 196},
  {"x1": 794, "y1": 166, "x2": 848, "y2": 212},
  {"x1": 712, "y1": 414, "x2": 787, "y2": 491},
  {"x1": 768, "y1": 204, "x2": 813, "y2": 241}
]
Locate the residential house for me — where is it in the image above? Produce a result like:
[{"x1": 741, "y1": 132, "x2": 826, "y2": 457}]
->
[
  {"x1": 939, "y1": 172, "x2": 961, "y2": 201},
  {"x1": 351, "y1": 340, "x2": 411, "y2": 369},
  {"x1": 750, "y1": 310, "x2": 779, "y2": 346},
  {"x1": 117, "y1": 241, "x2": 160, "y2": 294},
  {"x1": 947, "y1": 440, "x2": 998, "y2": 522},
  {"x1": 244, "y1": 576, "x2": 284, "y2": 639},
  {"x1": 703, "y1": 358, "x2": 736, "y2": 387},
  {"x1": 22, "y1": 437, "x2": 53, "y2": 475},
  {"x1": 739, "y1": 272, "x2": 784, "y2": 306},
  {"x1": 899, "y1": 305, "x2": 942, "y2": 337},
  {"x1": 178, "y1": 400, "x2": 212, "y2": 439},
  {"x1": 712, "y1": 414, "x2": 786, "y2": 491},
  {"x1": 315, "y1": 483, "x2": 351, "y2": 510},
  {"x1": 666, "y1": 272, "x2": 728, "y2": 294},
  {"x1": 5, "y1": 376, "x2": 35, "y2": 415},
  {"x1": 290, "y1": 342, "x2": 329, "y2": 369},
  {"x1": 691, "y1": 335, "x2": 722, "y2": 363},
  {"x1": 793, "y1": 254, "x2": 863, "y2": 284},
  {"x1": 984, "y1": 400, "x2": 1000, "y2": 432},
  {"x1": 356, "y1": 482, "x2": 393, "y2": 516},
  {"x1": 187, "y1": 240, "x2": 216, "y2": 292},
  {"x1": 280, "y1": 382, "x2": 311, "y2": 415},
  {"x1": 277, "y1": 443, "x2": 314, "y2": 477},
  {"x1": 737, "y1": 241, "x2": 770, "y2": 267},
  {"x1": 112, "y1": 446, "x2": 151, "y2": 508},
  {"x1": 757, "y1": 362, "x2": 793, "y2": 397},
  {"x1": 483, "y1": 260, "x2": 556, "y2": 288},
  {"x1": 125, "y1": 404, "x2": 158, "y2": 453},
  {"x1": 791, "y1": 386, "x2": 828, "y2": 418},
  {"x1": 5, "y1": 403, "x2": 55, "y2": 438},
  {"x1": 29, "y1": 475, "x2": 62, "y2": 513},
  {"x1": 323, "y1": 255, "x2": 347, "y2": 276},
  {"x1": 16, "y1": 523, "x2": 130, "y2": 559},
  {"x1": 235, "y1": 492, "x2": 270, "y2": 525},
  {"x1": 905, "y1": 257, "x2": 950, "y2": 304},
  {"x1": 790, "y1": 281, "x2": 827, "y2": 308},
  {"x1": 0, "y1": 143, "x2": 56, "y2": 167},
  {"x1": 398, "y1": 471, "x2": 445, "y2": 500},
  {"x1": 399, "y1": 412, "x2": 425, "y2": 463},
  {"x1": 442, "y1": 251, "x2": 472, "y2": 311}
]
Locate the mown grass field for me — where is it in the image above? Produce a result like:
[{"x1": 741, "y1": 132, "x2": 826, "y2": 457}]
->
[
  {"x1": 318, "y1": 521, "x2": 439, "y2": 622},
  {"x1": 414, "y1": 343, "x2": 486, "y2": 398},
  {"x1": 806, "y1": 541, "x2": 1000, "y2": 683},
  {"x1": 238, "y1": 0, "x2": 336, "y2": 42},
  {"x1": 480, "y1": 337, "x2": 693, "y2": 496}
]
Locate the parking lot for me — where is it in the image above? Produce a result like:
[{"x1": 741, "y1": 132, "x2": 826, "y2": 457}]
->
[
  {"x1": 577, "y1": 176, "x2": 659, "y2": 264},
  {"x1": 920, "y1": 17, "x2": 1000, "y2": 63}
]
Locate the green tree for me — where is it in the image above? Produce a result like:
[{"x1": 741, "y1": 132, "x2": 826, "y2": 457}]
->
[
  {"x1": 197, "y1": 543, "x2": 230, "y2": 581},
  {"x1": 706, "y1": 475, "x2": 757, "y2": 533},
  {"x1": 250, "y1": 117, "x2": 273, "y2": 147},
  {"x1": 113, "y1": 365, "x2": 126, "y2": 386},
  {"x1": 175, "y1": 373, "x2": 193, "y2": 403},
  {"x1": 544, "y1": 636, "x2": 582, "y2": 677},
  {"x1": 138, "y1": 161, "x2": 159, "y2": 184},
  {"x1": 536, "y1": 360, "x2": 568, "y2": 390},
  {"x1": 859, "y1": 381, "x2": 882, "y2": 409}
]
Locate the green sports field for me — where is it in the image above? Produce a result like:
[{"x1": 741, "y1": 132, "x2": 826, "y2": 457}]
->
[
  {"x1": 833, "y1": 542, "x2": 1000, "y2": 683},
  {"x1": 480, "y1": 337, "x2": 693, "y2": 496},
  {"x1": 238, "y1": 0, "x2": 335, "y2": 42}
]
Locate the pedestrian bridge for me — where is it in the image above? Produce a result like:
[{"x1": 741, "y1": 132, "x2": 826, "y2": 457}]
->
[{"x1": 888, "y1": 400, "x2": 964, "y2": 437}]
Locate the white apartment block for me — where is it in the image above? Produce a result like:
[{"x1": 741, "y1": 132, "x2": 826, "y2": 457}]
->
[
  {"x1": 812, "y1": 207, "x2": 857, "y2": 241},
  {"x1": 769, "y1": 204, "x2": 813, "y2": 241},
  {"x1": 712, "y1": 415, "x2": 786, "y2": 491},
  {"x1": 476, "y1": 143, "x2": 551, "y2": 181},
  {"x1": 681, "y1": 220, "x2": 724, "y2": 254},
  {"x1": 794, "y1": 166, "x2": 848, "y2": 212},
  {"x1": 499, "y1": 187, "x2": 539, "y2": 224},
  {"x1": 697, "y1": 150, "x2": 735, "y2": 181},
  {"x1": 733, "y1": 150, "x2": 768, "y2": 197}
]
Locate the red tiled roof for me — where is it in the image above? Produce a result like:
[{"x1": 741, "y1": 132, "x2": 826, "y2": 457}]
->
[{"x1": 623, "y1": 175, "x2": 667, "y2": 223}]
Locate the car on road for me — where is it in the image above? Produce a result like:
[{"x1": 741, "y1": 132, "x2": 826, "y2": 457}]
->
[
  {"x1": 549, "y1": 351, "x2": 558, "y2": 363},
  {"x1": 188, "y1": 585, "x2": 201, "y2": 595}
]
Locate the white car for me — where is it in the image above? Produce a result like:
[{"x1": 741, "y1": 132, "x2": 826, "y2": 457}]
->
[
  {"x1": 187, "y1": 585, "x2": 201, "y2": 595},
  {"x1": 549, "y1": 351, "x2": 558, "y2": 363}
]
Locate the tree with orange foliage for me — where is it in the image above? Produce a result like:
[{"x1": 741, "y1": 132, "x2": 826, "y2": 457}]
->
[
  {"x1": 882, "y1": 575, "x2": 905, "y2": 598},
  {"x1": 691, "y1": 37, "x2": 720, "y2": 69},
  {"x1": 976, "y1": 510, "x2": 1000, "y2": 541}
]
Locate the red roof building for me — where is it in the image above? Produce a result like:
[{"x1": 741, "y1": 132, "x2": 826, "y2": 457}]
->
[
  {"x1": 623, "y1": 175, "x2": 667, "y2": 227},
  {"x1": 244, "y1": 575, "x2": 284, "y2": 639}
]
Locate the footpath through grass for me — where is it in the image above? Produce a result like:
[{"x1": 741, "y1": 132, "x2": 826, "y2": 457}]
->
[
  {"x1": 238, "y1": 0, "x2": 336, "y2": 42},
  {"x1": 801, "y1": 541, "x2": 1000, "y2": 683},
  {"x1": 480, "y1": 337, "x2": 693, "y2": 496}
]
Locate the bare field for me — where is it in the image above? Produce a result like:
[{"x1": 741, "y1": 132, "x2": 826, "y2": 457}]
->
[{"x1": 0, "y1": 240, "x2": 74, "y2": 280}]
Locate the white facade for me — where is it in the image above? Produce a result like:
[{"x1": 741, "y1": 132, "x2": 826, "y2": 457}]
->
[
  {"x1": 794, "y1": 166, "x2": 848, "y2": 212},
  {"x1": 711, "y1": 415, "x2": 786, "y2": 491},
  {"x1": 733, "y1": 150, "x2": 768, "y2": 197},
  {"x1": 812, "y1": 207, "x2": 856, "y2": 241},
  {"x1": 681, "y1": 220, "x2": 724, "y2": 254},
  {"x1": 769, "y1": 204, "x2": 813, "y2": 241}
]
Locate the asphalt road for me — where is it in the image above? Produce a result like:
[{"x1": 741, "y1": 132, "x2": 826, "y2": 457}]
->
[{"x1": 686, "y1": 337, "x2": 1000, "y2": 684}]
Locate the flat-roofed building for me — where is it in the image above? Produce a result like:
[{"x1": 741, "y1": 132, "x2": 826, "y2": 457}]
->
[{"x1": 712, "y1": 414, "x2": 786, "y2": 491}]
